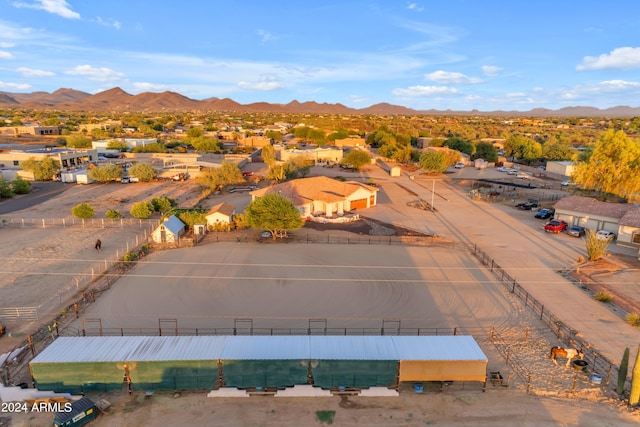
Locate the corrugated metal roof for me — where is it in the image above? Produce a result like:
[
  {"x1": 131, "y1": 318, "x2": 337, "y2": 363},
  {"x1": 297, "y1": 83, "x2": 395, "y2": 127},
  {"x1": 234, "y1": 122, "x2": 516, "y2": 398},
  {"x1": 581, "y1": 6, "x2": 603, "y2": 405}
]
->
[
  {"x1": 31, "y1": 336, "x2": 227, "y2": 363},
  {"x1": 309, "y1": 336, "x2": 399, "y2": 360},
  {"x1": 391, "y1": 336, "x2": 487, "y2": 361},
  {"x1": 221, "y1": 336, "x2": 310, "y2": 360},
  {"x1": 31, "y1": 335, "x2": 487, "y2": 363}
]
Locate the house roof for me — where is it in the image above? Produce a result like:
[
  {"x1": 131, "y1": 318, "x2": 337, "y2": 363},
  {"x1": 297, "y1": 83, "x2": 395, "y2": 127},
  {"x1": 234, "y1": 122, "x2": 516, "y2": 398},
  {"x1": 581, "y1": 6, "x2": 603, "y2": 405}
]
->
[
  {"x1": 207, "y1": 202, "x2": 236, "y2": 217},
  {"x1": 554, "y1": 196, "x2": 633, "y2": 220},
  {"x1": 250, "y1": 176, "x2": 377, "y2": 205},
  {"x1": 620, "y1": 207, "x2": 640, "y2": 227},
  {"x1": 160, "y1": 214, "x2": 185, "y2": 235}
]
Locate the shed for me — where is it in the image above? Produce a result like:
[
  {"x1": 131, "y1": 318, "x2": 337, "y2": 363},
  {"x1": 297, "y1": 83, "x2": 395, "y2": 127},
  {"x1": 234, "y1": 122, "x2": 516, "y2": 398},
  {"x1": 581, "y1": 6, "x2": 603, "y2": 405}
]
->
[
  {"x1": 53, "y1": 396, "x2": 96, "y2": 427},
  {"x1": 151, "y1": 215, "x2": 185, "y2": 244},
  {"x1": 393, "y1": 336, "x2": 488, "y2": 382},
  {"x1": 31, "y1": 335, "x2": 488, "y2": 392},
  {"x1": 205, "y1": 202, "x2": 236, "y2": 229}
]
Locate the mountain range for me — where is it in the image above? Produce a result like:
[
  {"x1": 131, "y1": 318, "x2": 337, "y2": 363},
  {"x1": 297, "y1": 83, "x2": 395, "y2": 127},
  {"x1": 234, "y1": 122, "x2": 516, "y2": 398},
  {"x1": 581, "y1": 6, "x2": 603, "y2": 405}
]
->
[{"x1": 1, "y1": 87, "x2": 639, "y2": 117}]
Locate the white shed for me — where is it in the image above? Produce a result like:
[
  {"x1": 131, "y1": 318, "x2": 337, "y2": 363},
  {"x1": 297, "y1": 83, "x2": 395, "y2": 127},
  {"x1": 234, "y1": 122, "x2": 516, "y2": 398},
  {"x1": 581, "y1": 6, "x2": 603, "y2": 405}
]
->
[{"x1": 151, "y1": 215, "x2": 185, "y2": 243}]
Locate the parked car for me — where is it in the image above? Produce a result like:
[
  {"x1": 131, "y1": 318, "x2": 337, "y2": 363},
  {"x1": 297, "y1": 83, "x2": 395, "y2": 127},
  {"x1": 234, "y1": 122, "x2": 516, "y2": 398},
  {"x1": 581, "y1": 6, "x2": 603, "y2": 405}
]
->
[
  {"x1": 566, "y1": 226, "x2": 586, "y2": 237},
  {"x1": 596, "y1": 230, "x2": 616, "y2": 241},
  {"x1": 534, "y1": 208, "x2": 555, "y2": 219},
  {"x1": 516, "y1": 172, "x2": 531, "y2": 179},
  {"x1": 507, "y1": 169, "x2": 519, "y2": 175},
  {"x1": 242, "y1": 171, "x2": 254, "y2": 177},
  {"x1": 496, "y1": 166, "x2": 508, "y2": 172},
  {"x1": 561, "y1": 180, "x2": 572, "y2": 186},
  {"x1": 120, "y1": 176, "x2": 130, "y2": 184},
  {"x1": 545, "y1": 219, "x2": 568, "y2": 233},
  {"x1": 454, "y1": 162, "x2": 465, "y2": 169},
  {"x1": 516, "y1": 200, "x2": 539, "y2": 210}
]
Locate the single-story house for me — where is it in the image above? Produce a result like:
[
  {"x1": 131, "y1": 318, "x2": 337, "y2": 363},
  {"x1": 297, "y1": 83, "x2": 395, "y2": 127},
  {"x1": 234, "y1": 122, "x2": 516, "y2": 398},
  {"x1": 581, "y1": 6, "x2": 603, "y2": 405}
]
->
[
  {"x1": 205, "y1": 202, "x2": 236, "y2": 228},
  {"x1": 250, "y1": 176, "x2": 378, "y2": 218},
  {"x1": 151, "y1": 215, "x2": 185, "y2": 244},
  {"x1": 553, "y1": 196, "x2": 640, "y2": 250}
]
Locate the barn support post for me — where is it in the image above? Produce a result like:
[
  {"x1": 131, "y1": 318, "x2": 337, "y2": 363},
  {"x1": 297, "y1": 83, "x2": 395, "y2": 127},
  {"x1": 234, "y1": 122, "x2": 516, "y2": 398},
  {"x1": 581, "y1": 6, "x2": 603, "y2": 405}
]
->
[
  {"x1": 525, "y1": 327, "x2": 529, "y2": 342},
  {"x1": 42, "y1": 219, "x2": 45, "y2": 229},
  {"x1": 489, "y1": 326, "x2": 495, "y2": 343},
  {"x1": 526, "y1": 374, "x2": 532, "y2": 393}
]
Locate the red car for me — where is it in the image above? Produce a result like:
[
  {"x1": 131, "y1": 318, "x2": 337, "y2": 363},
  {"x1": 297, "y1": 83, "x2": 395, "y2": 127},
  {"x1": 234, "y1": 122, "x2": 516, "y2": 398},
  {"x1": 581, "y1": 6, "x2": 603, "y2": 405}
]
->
[
  {"x1": 544, "y1": 219, "x2": 568, "y2": 233},
  {"x1": 242, "y1": 171, "x2": 254, "y2": 177}
]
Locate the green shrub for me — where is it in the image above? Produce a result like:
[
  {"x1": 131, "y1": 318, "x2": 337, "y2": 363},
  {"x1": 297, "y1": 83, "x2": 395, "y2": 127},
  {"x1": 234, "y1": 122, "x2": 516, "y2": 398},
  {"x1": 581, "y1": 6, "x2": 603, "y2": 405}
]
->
[
  {"x1": 105, "y1": 209, "x2": 121, "y2": 219},
  {"x1": 71, "y1": 202, "x2": 95, "y2": 219},
  {"x1": 626, "y1": 313, "x2": 640, "y2": 327},
  {"x1": 594, "y1": 291, "x2": 614, "y2": 303},
  {"x1": 130, "y1": 201, "x2": 154, "y2": 219}
]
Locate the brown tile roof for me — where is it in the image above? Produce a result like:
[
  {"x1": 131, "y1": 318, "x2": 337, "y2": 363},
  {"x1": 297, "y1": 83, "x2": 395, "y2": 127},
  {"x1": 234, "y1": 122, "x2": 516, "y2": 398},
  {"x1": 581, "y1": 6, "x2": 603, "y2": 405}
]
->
[
  {"x1": 554, "y1": 196, "x2": 633, "y2": 219},
  {"x1": 250, "y1": 176, "x2": 377, "y2": 205},
  {"x1": 207, "y1": 202, "x2": 236, "y2": 216}
]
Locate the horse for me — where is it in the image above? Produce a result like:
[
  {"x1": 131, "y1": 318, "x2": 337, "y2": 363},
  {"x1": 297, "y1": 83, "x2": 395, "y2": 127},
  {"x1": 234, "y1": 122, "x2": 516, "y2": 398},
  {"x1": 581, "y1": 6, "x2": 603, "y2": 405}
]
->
[
  {"x1": 549, "y1": 346, "x2": 584, "y2": 367},
  {"x1": 95, "y1": 239, "x2": 102, "y2": 252}
]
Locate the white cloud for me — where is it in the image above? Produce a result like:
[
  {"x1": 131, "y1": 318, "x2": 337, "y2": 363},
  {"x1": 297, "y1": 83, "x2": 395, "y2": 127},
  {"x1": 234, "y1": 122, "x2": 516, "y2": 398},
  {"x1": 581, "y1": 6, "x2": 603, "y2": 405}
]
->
[
  {"x1": 0, "y1": 50, "x2": 14, "y2": 59},
  {"x1": 577, "y1": 47, "x2": 640, "y2": 70},
  {"x1": 132, "y1": 82, "x2": 169, "y2": 92},
  {"x1": 481, "y1": 65, "x2": 502, "y2": 76},
  {"x1": 407, "y1": 3, "x2": 423, "y2": 12},
  {"x1": 237, "y1": 76, "x2": 285, "y2": 91},
  {"x1": 65, "y1": 65, "x2": 124, "y2": 81},
  {"x1": 0, "y1": 42, "x2": 16, "y2": 48},
  {"x1": 425, "y1": 70, "x2": 482, "y2": 84},
  {"x1": 93, "y1": 17, "x2": 122, "y2": 30},
  {"x1": 392, "y1": 85, "x2": 458, "y2": 97},
  {"x1": 16, "y1": 67, "x2": 54, "y2": 77},
  {"x1": 0, "y1": 81, "x2": 31, "y2": 90},
  {"x1": 256, "y1": 29, "x2": 276, "y2": 44},
  {"x1": 12, "y1": 0, "x2": 80, "y2": 19}
]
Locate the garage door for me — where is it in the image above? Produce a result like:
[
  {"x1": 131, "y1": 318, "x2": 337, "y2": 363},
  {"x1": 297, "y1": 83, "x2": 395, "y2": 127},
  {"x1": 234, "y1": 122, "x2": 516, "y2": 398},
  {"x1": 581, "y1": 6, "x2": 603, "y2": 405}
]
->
[{"x1": 350, "y1": 198, "x2": 368, "y2": 209}]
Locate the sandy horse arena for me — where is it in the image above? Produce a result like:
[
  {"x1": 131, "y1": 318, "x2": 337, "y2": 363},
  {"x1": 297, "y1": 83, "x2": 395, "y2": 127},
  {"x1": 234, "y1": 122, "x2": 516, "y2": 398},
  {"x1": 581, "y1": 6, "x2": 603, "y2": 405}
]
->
[{"x1": 1, "y1": 179, "x2": 639, "y2": 426}]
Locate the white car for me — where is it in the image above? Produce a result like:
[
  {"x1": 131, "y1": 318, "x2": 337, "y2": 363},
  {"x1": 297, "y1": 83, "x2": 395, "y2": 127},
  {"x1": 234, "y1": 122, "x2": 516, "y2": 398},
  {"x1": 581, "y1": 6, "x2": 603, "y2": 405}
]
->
[
  {"x1": 516, "y1": 172, "x2": 530, "y2": 179},
  {"x1": 507, "y1": 169, "x2": 518, "y2": 175},
  {"x1": 454, "y1": 162, "x2": 465, "y2": 169},
  {"x1": 595, "y1": 230, "x2": 616, "y2": 241},
  {"x1": 496, "y1": 166, "x2": 508, "y2": 172}
]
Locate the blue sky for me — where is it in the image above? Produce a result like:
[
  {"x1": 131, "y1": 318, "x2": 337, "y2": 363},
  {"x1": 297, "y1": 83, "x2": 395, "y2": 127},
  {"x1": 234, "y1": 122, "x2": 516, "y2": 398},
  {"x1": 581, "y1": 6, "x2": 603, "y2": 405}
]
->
[{"x1": 1, "y1": 0, "x2": 640, "y2": 111}]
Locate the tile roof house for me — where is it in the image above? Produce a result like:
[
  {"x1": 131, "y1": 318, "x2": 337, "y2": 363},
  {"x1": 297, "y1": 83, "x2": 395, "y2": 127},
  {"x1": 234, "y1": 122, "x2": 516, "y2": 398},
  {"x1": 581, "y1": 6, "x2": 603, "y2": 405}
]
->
[
  {"x1": 553, "y1": 196, "x2": 640, "y2": 250},
  {"x1": 151, "y1": 215, "x2": 185, "y2": 244},
  {"x1": 205, "y1": 202, "x2": 236, "y2": 228},
  {"x1": 250, "y1": 176, "x2": 378, "y2": 218}
]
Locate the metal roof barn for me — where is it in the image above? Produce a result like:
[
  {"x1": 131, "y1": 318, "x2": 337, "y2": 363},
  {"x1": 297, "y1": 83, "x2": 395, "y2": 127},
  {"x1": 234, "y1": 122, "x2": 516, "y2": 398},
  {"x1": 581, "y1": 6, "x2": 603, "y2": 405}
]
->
[{"x1": 30, "y1": 335, "x2": 488, "y2": 392}]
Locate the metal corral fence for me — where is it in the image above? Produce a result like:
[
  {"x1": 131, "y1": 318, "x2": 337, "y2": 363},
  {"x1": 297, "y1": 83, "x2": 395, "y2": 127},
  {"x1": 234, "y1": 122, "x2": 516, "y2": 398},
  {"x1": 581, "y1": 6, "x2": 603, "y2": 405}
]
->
[
  {"x1": 470, "y1": 243, "x2": 615, "y2": 387},
  {"x1": 68, "y1": 323, "x2": 484, "y2": 338},
  {"x1": 0, "y1": 216, "x2": 159, "y2": 322},
  {"x1": 204, "y1": 230, "x2": 456, "y2": 248},
  {"x1": 0, "y1": 217, "x2": 157, "y2": 229}
]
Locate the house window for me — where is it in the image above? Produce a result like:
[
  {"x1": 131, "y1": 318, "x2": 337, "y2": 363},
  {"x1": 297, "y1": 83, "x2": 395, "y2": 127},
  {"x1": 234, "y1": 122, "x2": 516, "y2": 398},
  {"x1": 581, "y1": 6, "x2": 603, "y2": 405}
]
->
[
  {"x1": 632, "y1": 232, "x2": 640, "y2": 244},
  {"x1": 13, "y1": 161, "x2": 19, "y2": 166}
]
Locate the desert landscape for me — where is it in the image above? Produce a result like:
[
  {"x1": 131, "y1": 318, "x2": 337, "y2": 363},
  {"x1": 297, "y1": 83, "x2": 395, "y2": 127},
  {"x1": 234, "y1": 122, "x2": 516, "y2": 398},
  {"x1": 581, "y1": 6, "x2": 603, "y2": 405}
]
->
[{"x1": 1, "y1": 170, "x2": 639, "y2": 426}]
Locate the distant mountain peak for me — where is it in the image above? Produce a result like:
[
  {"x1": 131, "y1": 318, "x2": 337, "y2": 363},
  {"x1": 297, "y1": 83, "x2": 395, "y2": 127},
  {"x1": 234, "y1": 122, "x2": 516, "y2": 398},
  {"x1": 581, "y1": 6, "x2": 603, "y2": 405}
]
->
[{"x1": 1, "y1": 86, "x2": 639, "y2": 116}]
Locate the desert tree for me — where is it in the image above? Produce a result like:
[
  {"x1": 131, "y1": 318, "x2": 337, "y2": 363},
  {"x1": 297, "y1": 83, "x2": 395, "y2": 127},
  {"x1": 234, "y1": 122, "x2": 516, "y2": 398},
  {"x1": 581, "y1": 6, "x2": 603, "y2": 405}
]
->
[
  {"x1": 130, "y1": 201, "x2": 154, "y2": 219},
  {"x1": 418, "y1": 151, "x2": 448, "y2": 173},
  {"x1": 20, "y1": 157, "x2": 60, "y2": 181},
  {"x1": 71, "y1": 203, "x2": 95, "y2": 219},
  {"x1": 88, "y1": 164, "x2": 124, "y2": 182},
  {"x1": 128, "y1": 163, "x2": 157, "y2": 181},
  {"x1": 572, "y1": 130, "x2": 640, "y2": 201},
  {"x1": 245, "y1": 192, "x2": 304, "y2": 239},
  {"x1": 340, "y1": 150, "x2": 371, "y2": 171}
]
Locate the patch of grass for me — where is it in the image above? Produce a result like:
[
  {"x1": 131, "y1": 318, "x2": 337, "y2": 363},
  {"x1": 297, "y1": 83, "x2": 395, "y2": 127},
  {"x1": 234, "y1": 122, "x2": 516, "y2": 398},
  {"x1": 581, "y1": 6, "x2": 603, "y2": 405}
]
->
[
  {"x1": 594, "y1": 291, "x2": 614, "y2": 303},
  {"x1": 315, "y1": 410, "x2": 335, "y2": 425},
  {"x1": 626, "y1": 313, "x2": 640, "y2": 327}
]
